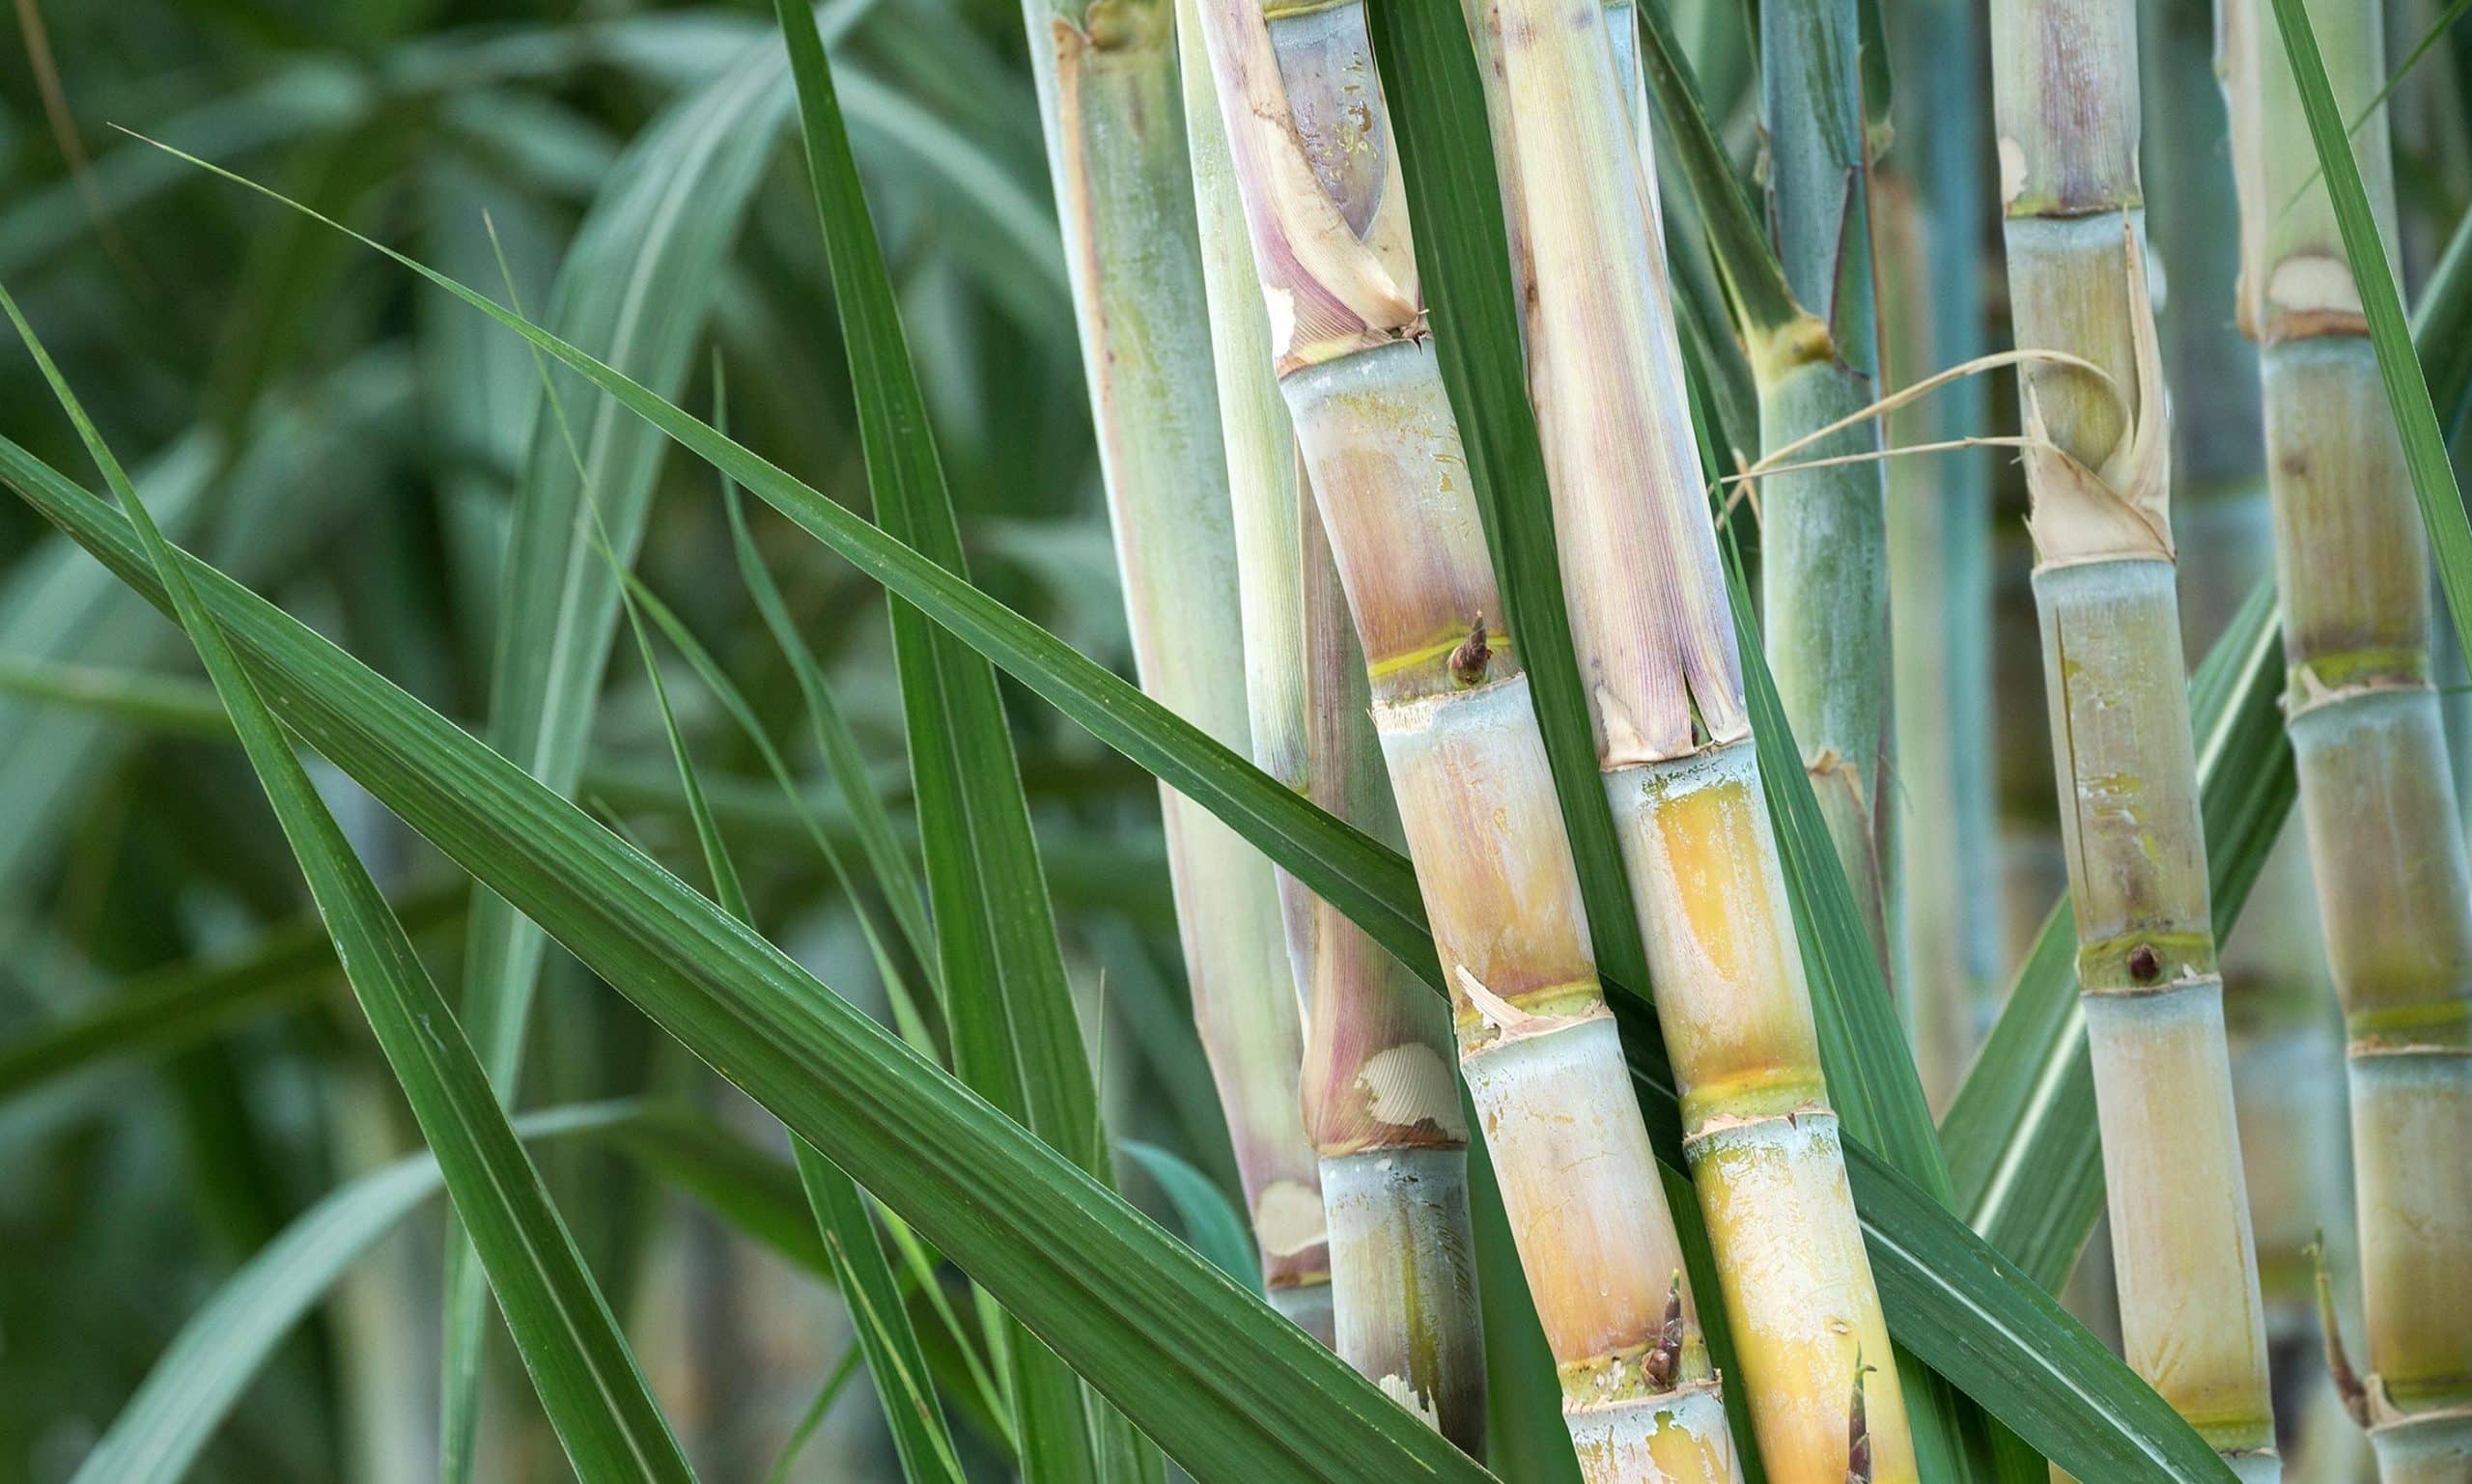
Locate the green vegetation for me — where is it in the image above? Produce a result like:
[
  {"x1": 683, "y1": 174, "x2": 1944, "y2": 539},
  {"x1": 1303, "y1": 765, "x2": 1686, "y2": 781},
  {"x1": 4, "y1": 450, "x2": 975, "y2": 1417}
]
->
[{"x1": 1, "y1": 1, "x2": 2467, "y2": 1481}]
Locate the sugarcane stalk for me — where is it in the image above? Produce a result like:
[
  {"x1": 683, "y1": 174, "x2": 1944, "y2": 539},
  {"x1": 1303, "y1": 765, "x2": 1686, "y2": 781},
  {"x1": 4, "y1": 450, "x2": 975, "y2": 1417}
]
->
[
  {"x1": 1013, "y1": 0, "x2": 1332, "y2": 1328},
  {"x1": 2220, "y1": 2, "x2": 2472, "y2": 1477},
  {"x1": 1187, "y1": 0, "x2": 1737, "y2": 1473},
  {"x1": 1172, "y1": 2, "x2": 1488, "y2": 1442},
  {"x1": 2146, "y1": 0, "x2": 2353, "y2": 1460},
  {"x1": 1877, "y1": 0, "x2": 2000, "y2": 1112},
  {"x1": 1990, "y1": 0, "x2": 2280, "y2": 1475},
  {"x1": 1755, "y1": 0, "x2": 1896, "y2": 984},
  {"x1": 1461, "y1": 0, "x2": 1912, "y2": 1477}
]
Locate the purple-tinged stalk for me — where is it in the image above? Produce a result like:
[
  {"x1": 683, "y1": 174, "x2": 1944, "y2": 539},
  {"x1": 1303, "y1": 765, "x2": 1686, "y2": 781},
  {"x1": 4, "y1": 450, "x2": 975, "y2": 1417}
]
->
[
  {"x1": 1457, "y1": 0, "x2": 1913, "y2": 1476},
  {"x1": 1186, "y1": 0, "x2": 1736, "y2": 1473},
  {"x1": 1173, "y1": 2, "x2": 1487, "y2": 1443}
]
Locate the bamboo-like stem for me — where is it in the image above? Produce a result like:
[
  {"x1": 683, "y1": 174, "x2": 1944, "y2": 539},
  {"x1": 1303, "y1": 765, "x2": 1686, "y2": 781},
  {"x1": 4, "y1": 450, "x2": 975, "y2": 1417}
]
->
[
  {"x1": 1755, "y1": 0, "x2": 1896, "y2": 984},
  {"x1": 1990, "y1": 0, "x2": 2279, "y2": 1475},
  {"x1": 1013, "y1": 0, "x2": 1331, "y2": 1325},
  {"x1": 1187, "y1": 1, "x2": 1736, "y2": 1475},
  {"x1": 1172, "y1": 4, "x2": 1487, "y2": 1443},
  {"x1": 2220, "y1": 2, "x2": 2472, "y2": 1476},
  {"x1": 2145, "y1": 1, "x2": 2348, "y2": 1459},
  {"x1": 1463, "y1": 0, "x2": 1911, "y2": 1476},
  {"x1": 1877, "y1": 0, "x2": 1999, "y2": 1112}
]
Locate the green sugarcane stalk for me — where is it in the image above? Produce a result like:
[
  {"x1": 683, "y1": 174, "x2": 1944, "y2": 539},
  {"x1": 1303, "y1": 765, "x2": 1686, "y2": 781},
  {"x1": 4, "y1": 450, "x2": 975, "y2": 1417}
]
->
[
  {"x1": 1013, "y1": 0, "x2": 1333, "y2": 1327},
  {"x1": 1172, "y1": 2, "x2": 1489, "y2": 1443},
  {"x1": 1184, "y1": 0, "x2": 1739, "y2": 1473},
  {"x1": 1877, "y1": 0, "x2": 2000, "y2": 1112},
  {"x1": 2145, "y1": 1, "x2": 2356, "y2": 1466},
  {"x1": 1990, "y1": 0, "x2": 2281, "y2": 1475},
  {"x1": 1756, "y1": 0, "x2": 1897, "y2": 986},
  {"x1": 2220, "y1": 2, "x2": 2472, "y2": 1477}
]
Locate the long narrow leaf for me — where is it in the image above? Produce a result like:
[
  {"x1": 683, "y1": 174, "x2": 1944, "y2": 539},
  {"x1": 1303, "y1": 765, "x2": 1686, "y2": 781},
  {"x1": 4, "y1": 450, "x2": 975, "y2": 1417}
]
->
[
  {"x1": 439, "y1": 25, "x2": 818, "y2": 1466},
  {"x1": 1632, "y1": 0, "x2": 1804, "y2": 340},
  {"x1": 618, "y1": 548, "x2": 967, "y2": 1484},
  {"x1": 0, "y1": 443, "x2": 1498, "y2": 1484},
  {"x1": 766, "y1": 4, "x2": 1124, "y2": 1477},
  {"x1": 64, "y1": 1101, "x2": 833, "y2": 1484},
  {"x1": 1, "y1": 290, "x2": 696, "y2": 1484},
  {"x1": 130, "y1": 135, "x2": 1440, "y2": 1002},
  {"x1": 68, "y1": 145, "x2": 2234, "y2": 1480},
  {"x1": 723, "y1": 474, "x2": 937, "y2": 976},
  {"x1": 0, "y1": 884, "x2": 464, "y2": 1104},
  {"x1": 528, "y1": 230, "x2": 971, "y2": 1481}
]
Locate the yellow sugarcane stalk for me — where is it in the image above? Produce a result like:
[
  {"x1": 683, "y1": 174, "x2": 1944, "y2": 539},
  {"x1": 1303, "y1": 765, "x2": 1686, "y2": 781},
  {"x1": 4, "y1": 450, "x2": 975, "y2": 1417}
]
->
[
  {"x1": 1457, "y1": 0, "x2": 1913, "y2": 1476},
  {"x1": 1183, "y1": 0, "x2": 1739, "y2": 1473}
]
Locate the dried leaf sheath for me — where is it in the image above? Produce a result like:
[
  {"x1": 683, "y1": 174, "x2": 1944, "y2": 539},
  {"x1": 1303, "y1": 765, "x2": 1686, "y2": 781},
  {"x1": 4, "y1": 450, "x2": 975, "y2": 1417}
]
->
[
  {"x1": 1187, "y1": 0, "x2": 1734, "y2": 1472},
  {"x1": 1459, "y1": 0, "x2": 1912, "y2": 1476},
  {"x1": 2220, "y1": 2, "x2": 2472, "y2": 1476},
  {"x1": 1991, "y1": 0, "x2": 2279, "y2": 1473},
  {"x1": 1176, "y1": 1, "x2": 1488, "y2": 1442},
  {"x1": 1016, "y1": 0, "x2": 1330, "y2": 1314}
]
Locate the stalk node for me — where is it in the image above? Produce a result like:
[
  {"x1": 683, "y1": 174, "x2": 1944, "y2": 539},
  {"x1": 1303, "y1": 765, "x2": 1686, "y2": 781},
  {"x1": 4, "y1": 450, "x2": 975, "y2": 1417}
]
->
[
  {"x1": 1845, "y1": 1345, "x2": 1876, "y2": 1483},
  {"x1": 2127, "y1": 942, "x2": 2160, "y2": 983},
  {"x1": 1643, "y1": 1273, "x2": 1683, "y2": 1389},
  {"x1": 1447, "y1": 613, "x2": 1492, "y2": 687}
]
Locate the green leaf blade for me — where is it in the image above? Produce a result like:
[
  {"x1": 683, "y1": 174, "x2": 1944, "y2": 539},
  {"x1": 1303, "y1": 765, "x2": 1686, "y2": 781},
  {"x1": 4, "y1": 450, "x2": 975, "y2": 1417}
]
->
[{"x1": 1, "y1": 290, "x2": 695, "y2": 1484}]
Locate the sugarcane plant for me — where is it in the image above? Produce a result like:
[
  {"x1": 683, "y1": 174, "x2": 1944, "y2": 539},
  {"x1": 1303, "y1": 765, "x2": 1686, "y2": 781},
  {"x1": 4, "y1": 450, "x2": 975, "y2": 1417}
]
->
[
  {"x1": 2145, "y1": 3, "x2": 2360, "y2": 1470},
  {"x1": 1173, "y1": 0, "x2": 1489, "y2": 1442},
  {"x1": 2220, "y1": 2, "x2": 2472, "y2": 1477},
  {"x1": 1183, "y1": 0, "x2": 1740, "y2": 1474},
  {"x1": 1990, "y1": 0, "x2": 2281, "y2": 1475},
  {"x1": 1876, "y1": 0, "x2": 2001, "y2": 1113},
  {"x1": 1010, "y1": 0, "x2": 1334, "y2": 1330},
  {"x1": 31, "y1": 0, "x2": 2472, "y2": 1478},
  {"x1": 1460, "y1": 0, "x2": 1914, "y2": 1477},
  {"x1": 1752, "y1": 0, "x2": 1897, "y2": 984}
]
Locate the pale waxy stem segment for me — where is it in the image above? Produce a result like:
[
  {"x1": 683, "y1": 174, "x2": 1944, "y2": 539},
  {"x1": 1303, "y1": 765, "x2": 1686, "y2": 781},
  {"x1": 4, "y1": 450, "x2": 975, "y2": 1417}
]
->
[
  {"x1": 1187, "y1": 1, "x2": 1734, "y2": 1472},
  {"x1": 1467, "y1": 0, "x2": 1910, "y2": 1475},
  {"x1": 2145, "y1": 5, "x2": 2347, "y2": 1449},
  {"x1": 1015, "y1": 0, "x2": 1329, "y2": 1313},
  {"x1": 1993, "y1": 0, "x2": 2279, "y2": 1471},
  {"x1": 2220, "y1": 2, "x2": 2472, "y2": 1473},
  {"x1": 1756, "y1": 0, "x2": 1896, "y2": 980},
  {"x1": 1321, "y1": 1149, "x2": 1487, "y2": 1451},
  {"x1": 2034, "y1": 557, "x2": 2277, "y2": 1469},
  {"x1": 1175, "y1": 7, "x2": 1487, "y2": 1441}
]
